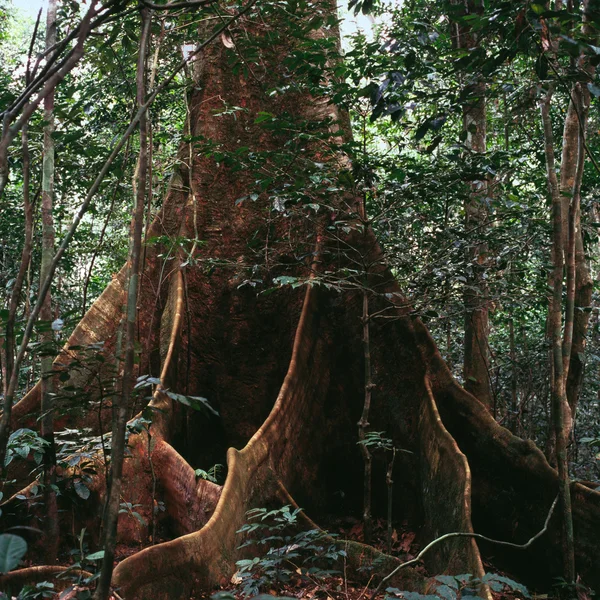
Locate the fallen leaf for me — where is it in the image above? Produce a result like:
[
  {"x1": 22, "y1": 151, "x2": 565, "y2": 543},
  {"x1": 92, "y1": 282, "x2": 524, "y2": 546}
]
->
[
  {"x1": 221, "y1": 32, "x2": 235, "y2": 48},
  {"x1": 399, "y1": 531, "x2": 416, "y2": 553}
]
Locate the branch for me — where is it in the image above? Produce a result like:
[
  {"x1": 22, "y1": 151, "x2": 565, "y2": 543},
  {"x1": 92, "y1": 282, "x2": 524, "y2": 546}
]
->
[
  {"x1": 25, "y1": 8, "x2": 43, "y2": 84},
  {"x1": 370, "y1": 495, "x2": 559, "y2": 599},
  {"x1": 3, "y1": 0, "x2": 123, "y2": 122},
  {"x1": 140, "y1": 0, "x2": 215, "y2": 9}
]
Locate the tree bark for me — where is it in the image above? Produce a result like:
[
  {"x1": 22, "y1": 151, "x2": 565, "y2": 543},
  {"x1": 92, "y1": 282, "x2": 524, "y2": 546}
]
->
[
  {"x1": 561, "y1": 1, "x2": 595, "y2": 417},
  {"x1": 454, "y1": 1, "x2": 493, "y2": 409},
  {"x1": 94, "y1": 8, "x2": 152, "y2": 600},
  {"x1": 540, "y1": 88, "x2": 575, "y2": 583},
  {"x1": 39, "y1": 0, "x2": 59, "y2": 563}
]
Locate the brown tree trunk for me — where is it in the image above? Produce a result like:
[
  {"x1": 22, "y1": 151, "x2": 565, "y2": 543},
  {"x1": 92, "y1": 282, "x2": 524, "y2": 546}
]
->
[
  {"x1": 454, "y1": 1, "x2": 492, "y2": 409},
  {"x1": 39, "y1": 0, "x2": 59, "y2": 563},
  {"x1": 561, "y1": 2, "x2": 595, "y2": 417},
  {"x1": 541, "y1": 88, "x2": 576, "y2": 583},
  {"x1": 94, "y1": 9, "x2": 151, "y2": 600}
]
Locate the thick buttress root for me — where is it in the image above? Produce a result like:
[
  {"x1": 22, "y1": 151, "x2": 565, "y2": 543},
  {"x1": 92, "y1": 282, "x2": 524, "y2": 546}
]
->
[{"x1": 111, "y1": 281, "x2": 487, "y2": 599}]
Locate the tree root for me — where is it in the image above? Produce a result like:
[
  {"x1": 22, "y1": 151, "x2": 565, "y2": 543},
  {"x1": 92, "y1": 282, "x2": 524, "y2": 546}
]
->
[{"x1": 0, "y1": 566, "x2": 93, "y2": 595}]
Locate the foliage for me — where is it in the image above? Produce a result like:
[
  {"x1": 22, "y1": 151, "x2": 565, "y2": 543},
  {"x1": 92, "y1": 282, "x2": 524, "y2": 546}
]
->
[
  {"x1": 358, "y1": 431, "x2": 394, "y2": 452},
  {"x1": 233, "y1": 505, "x2": 346, "y2": 597},
  {"x1": 4, "y1": 428, "x2": 48, "y2": 466},
  {"x1": 385, "y1": 572, "x2": 530, "y2": 600},
  {"x1": 1, "y1": 581, "x2": 55, "y2": 600},
  {"x1": 0, "y1": 533, "x2": 27, "y2": 574},
  {"x1": 195, "y1": 463, "x2": 225, "y2": 484}
]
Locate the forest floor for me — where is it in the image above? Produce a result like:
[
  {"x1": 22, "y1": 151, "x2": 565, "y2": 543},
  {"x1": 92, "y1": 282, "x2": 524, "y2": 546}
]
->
[
  {"x1": 207, "y1": 517, "x2": 537, "y2": 600},
  {"x1": 12, "y1": 516, "x2": 564, "y2": 600}
]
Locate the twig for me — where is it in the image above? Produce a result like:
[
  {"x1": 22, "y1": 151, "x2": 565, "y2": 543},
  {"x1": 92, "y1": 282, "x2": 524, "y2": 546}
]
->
[
  {"x1": 370, "y1": 495, "x2": 559, "y2": 599},
  {"x1": 140, "y1": 0, "x2": 214, "y2": 8},
  {"x1": 25, "y1": 9, "x2": 43, "y2": 84}
]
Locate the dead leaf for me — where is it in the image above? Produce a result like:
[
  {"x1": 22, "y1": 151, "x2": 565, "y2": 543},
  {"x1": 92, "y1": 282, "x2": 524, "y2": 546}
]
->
[
  {"x1": 399, "y1": 531, "x2": 416, "y2": 553},
  {"x1": 221, "y1": 32, "x2": 235, "y2": 48}
]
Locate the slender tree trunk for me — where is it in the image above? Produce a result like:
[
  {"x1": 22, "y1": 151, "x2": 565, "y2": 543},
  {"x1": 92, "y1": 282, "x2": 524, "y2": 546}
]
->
[
  {"x1": 386, "y1": 447, "x2": 396, "y2": 554},
  {"x1": 454, "y1": 1, "x2": 492, "y2": 408},
  {"x1": 94, "y1": 9, "x2": 151, "y2": 600},
  {"x1": 39, "y1": 0, "x2": 59, "y2": 563},
  {"x1": 358, "y1": 288, "x2": 373, "y2": 544},
  {"x1": 562, "y1": 2, "x2": 595, "y2": 418},
  {"x1": 0, "y1": 1, "x2": 102, "y2": 469},
  {"x1": 540, "y1": 89, "x2": 576, "y2": 582},
  {"x1": 3, "y1": 129, "x2": 34, "y2": 402},
  {"x1": 509, "y1": 319, "x2": 518, "y2": 434}
]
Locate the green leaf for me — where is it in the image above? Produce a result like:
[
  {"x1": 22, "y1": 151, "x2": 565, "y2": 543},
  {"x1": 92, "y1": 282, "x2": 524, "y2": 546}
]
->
[
  {"x1": 85, "y1": 550, "x2": 105, "y2": 561},
  {"x1": 0, "y1": 534, "x2": 27, "y2": 573},
  {"x1": 74, "y1": 480, "x2": 91, "y2": 500},
  {"x1": 273, "y1": 276, "x2": 299, "y2": 286},
  {"x1": 254, "y1": 112, "x2": 275, "y2": 124},
  {"x1": 435, "y1": 575, "x2": 459, "y2": 590},
  {"x1": 166, "y1": 392, "x2": 219, "y2": 416}
]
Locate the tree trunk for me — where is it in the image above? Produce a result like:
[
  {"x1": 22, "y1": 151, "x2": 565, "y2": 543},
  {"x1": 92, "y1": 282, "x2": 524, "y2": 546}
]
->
[
  {"x1": 560, "y1": 5, "x2": 595, "y2": 418},
  {"x1": 39, "y1": 0, "x2": 59, "y2": 563},
  {"x1": 2, "y1": 3, "x2": 600, "y2": 599},
  {"x1": 454, "y1": 1, "x2": 493, "y2": 409},
  {"x1": 94, "y1": 9, "x2": 152, "y2": 600},
  {"x1": 540, "y1": 88, "x2": 576, "y2": 583}
]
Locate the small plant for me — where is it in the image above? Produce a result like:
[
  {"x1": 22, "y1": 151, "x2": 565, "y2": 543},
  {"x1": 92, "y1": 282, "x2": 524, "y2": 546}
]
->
[
  {"x1": 358, "y1": 431, "x2": 394, "y2": 452},
  {"x1": 195, "y1": 463, "x2": 224, "y2": 484},
  {"x1": 0, "y1": 533, "x2": 27, "y2": 573},
  {"x1": 4, "y1": 428, "x2": 49, "y2": 466},
  {"x1": 3, "y1": 581, "x2": 55, "y2": 600},
  {"x1": 119, "y1": 501, "x2": 148, "y2": 527},
  {"x1": 552, "y1": 576, "x2": 595, "y2": 600},
  {"x1": 233, "y1": 505, "x2": 346, "y2": 597}
]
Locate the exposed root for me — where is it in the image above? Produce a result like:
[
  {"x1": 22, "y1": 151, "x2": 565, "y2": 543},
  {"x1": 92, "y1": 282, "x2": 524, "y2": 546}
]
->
[
  {"x1": 409, "y1": 315, "x2": 600, "y2": 589},
  {"x1": 11, "y1": 267, "x2": 128, "y2": 429},
  {"x1": 110, "y1": 283, "x2": 328, "y2": 598},
  {"x1": 418, "y1": 376, "x2": 487, "y2": 589},
  {"x1": 0, "y1": 566, "x2": 92, "y2": 594}
]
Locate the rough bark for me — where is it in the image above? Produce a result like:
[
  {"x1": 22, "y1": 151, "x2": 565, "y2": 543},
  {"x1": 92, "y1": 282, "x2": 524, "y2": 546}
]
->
[
  {"x1": 541, "y1": 88, "x2": 575, "y2": 582},
  {"x1": 560, "y1": 5, "x2": 595, "y2": 417},
  {"x1": 454, "y1": 1, "x2": 492, "y2": 409}
]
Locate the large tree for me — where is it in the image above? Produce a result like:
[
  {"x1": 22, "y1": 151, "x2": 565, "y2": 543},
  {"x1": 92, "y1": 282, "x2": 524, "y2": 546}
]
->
[{"x1": 1, "y1": 1, "x2": 600, "y2": 599}]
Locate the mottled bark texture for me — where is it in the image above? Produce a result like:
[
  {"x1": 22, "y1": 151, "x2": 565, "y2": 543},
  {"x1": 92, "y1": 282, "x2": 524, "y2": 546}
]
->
[
  {"x1": 454, "y1": 0, "x2": 492, "y2": 409},
  {"x1": 559, "y1": 3, "x2": 595, "y2": 418},
  {"x1": 541, "y1": 88, "x2": 575, "y2": 582},
  {"x1": 2, "y1": 3, "x2": 600, "y2": 599}
]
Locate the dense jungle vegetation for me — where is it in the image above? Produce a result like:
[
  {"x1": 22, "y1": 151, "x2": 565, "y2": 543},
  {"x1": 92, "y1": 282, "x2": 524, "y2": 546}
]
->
[{"x1": 0, "y1": 0, "x2": 599, "y2": 599}]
